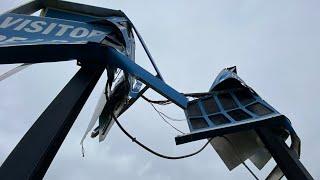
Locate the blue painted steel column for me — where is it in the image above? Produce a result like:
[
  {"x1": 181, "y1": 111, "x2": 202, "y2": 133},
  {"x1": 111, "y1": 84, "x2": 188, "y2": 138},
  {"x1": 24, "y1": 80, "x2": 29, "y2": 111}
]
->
[{"x1": 104, "y1": 47, "x2": 188, "y2": 109}]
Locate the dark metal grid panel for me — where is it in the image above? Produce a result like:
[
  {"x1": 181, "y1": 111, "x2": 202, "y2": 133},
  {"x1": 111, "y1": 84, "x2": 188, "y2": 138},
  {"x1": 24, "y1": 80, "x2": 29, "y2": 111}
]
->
[
  {"x1": 176, "y1": 114, "x2": 290, "y2": 145},
  {"x1": 208, "y1": 114, "x2": 230, "y2": 125},
  {"x1": 217, "y1": 93, "x2": 238, "y2": 110},
  {"x1": 227, "y1": 109, "x2": 252, "y2": 121},
  {"x1": 185, "y1": 89, "x2": 280, "y2": 132},
  {"x1": 246, "y1": 102, "x2": 274, "y2": 116}
]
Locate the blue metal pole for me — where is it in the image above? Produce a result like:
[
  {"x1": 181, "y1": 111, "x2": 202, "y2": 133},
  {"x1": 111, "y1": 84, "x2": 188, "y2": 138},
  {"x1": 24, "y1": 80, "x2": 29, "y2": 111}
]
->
[{"x1": 104, "y1": 47, "x2": 188, "y2": 109}]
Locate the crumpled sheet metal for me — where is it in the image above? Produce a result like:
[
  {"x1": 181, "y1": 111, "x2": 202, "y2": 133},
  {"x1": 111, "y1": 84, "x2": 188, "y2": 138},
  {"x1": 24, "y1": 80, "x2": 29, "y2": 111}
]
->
[
  {"x1": 209, "y1": 67, "x2": 272, "y2": 170},
  {"x1": 208, "y1": 67, "x2": 300, "y2": 179},
  {"x1": 210, "y1": 130, "x2": 270, "y2": 171},
  {"x1": 81, "y1": 16, "x2": 136, "y2": 144}
]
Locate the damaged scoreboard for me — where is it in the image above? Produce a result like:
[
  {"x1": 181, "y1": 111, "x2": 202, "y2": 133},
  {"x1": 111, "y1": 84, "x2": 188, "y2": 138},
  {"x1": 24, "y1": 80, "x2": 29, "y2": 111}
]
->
[
  {"x1": 176, "y1": 67, "x2": 305, "y2": 179},
  {"x1": 0, "y1": 1, "x2": 313, "y2": 180}
]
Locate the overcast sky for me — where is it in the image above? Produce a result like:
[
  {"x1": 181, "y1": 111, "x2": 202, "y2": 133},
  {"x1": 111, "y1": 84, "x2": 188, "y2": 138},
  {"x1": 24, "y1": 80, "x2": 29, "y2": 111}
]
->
[{"x1": 0, "y1": 0, "x2": 319, "y2": 179}]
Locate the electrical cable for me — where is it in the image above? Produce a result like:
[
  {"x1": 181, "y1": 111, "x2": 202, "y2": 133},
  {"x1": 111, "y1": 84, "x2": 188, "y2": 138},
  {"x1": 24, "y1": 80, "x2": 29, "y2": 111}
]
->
[
  {"x1": 141, "y1": 92, "x2": 214, "y2": 106},
  {"x1": 141, "y1": 95, "x2": 186, "y2": 121},
  {"x1": 119, "y1": 95, "x2": 259, "y2": 174},
  {"x1": 184, "y1": 92, "x2": 214, "y2": 98},
  {"x1": 121, "y1": 16, "x2": 259, "y2": 178},
  {"x1": 221, "y1": 136, "x2": 260, "y2": 180},
  {"x1": 156, "y1": 110, "x2": 186, "y2": 122},
  {"x1": 142, "y1": 95, "x2": 259, "y2": 178},
  {"x1": 126, "y1": 82, "x2": 259, "y2": 177},
  {"x1": 111, "y1": 112, "x2": 212, "y2": 160},
  {"x1": 148, "y1": 102, "x2": 186, "y2": 134},
  {"x1": 141, "y1": 95, "x2": 172, "y2": 105}
]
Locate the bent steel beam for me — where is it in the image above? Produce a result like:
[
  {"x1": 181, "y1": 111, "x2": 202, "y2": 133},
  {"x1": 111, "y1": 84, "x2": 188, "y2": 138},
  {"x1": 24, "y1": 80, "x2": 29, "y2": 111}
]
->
[
  {"x1": 103, "y1": 47, "x2": 188, "y2": 109},
  {"x1": 0, "y1": 65, "x2": 104, "y2": 180},
  {"x1": 0, "y1": 13, "x2": 187, "y2": 108},
  {"x1": 0, "y1": 45, "x2": 188, "y2": 109},
  {"x1": 0, "y1": 43, "x2": 104, "y2": 64}
]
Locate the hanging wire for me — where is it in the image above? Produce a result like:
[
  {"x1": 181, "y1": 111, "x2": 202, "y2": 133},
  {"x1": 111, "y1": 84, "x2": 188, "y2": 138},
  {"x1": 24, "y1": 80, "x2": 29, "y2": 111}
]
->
[
  {"x1": 184, "y1": 92, "x2": 214, "y2": 98},
  {"x1": 111, "y1": 93, "x2": 259, "y2": 176},
  {"x1": 111, "y1": 112, "x2": 212, "y2": 160},
  {"x1": 221, "y1": 136, "x2": 260, "y2": 180},
  {"x1": 156, "y1": 110, "x2": 186, "y2": 122},
  {"x1": 114, "y1": 15, "x2": 259, "y2": 176},
  {"x1": 148, "y1": 101, "x2": 185, "y2": 134},
  {"x1": 141, "y1": 95, "x2": 172, "y2": 105},
  {"x1": 142, "y1": 94, "x2": 258, "y2": 178},
  {"x1": 141, "y1": 95, "x2": 186, "y2": 121},
  {"x1": 81, "y1": 144, "x2": 85, "y2": 157},
  {"x1": 141, "y1": 92, "x2": 214, "y2": 106}
]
